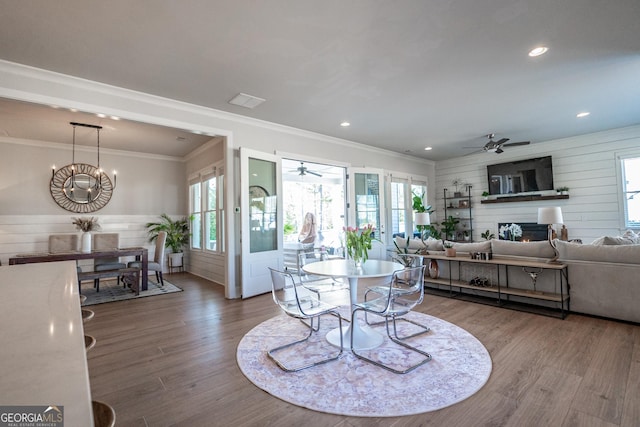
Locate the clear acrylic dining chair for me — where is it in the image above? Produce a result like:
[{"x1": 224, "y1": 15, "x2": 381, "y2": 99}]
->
[
  {"x1": 351, "y1": 265, "x2": 432, "y2": 374},
  {"x1": 297, "y1": 248, "x2": 349, "y2": 304},
  {"x1": 295, "y1": 248, "x2": 349, "y2": 331},
  {"x1": 268, "y1": 267, "x2": 345, "y2": 372},
  {"x1": 363, "y1": 253, "x2": 430, "y2": 339}
]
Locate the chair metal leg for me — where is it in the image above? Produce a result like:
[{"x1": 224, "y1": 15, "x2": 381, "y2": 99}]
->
[
  {"x1": 268, "y1": 311, "x2": 344, "y2": 372},
  {"x1": 363, "y1": 289, "x2": 430, "y2": 339},
  {"x1": 351, "y1": 307, "x2": 432, "y2": 374}
]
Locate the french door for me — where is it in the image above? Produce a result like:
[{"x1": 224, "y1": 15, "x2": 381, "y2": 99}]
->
[{"x1": 240, "y1": 148, "x2": 283, "y2": 298}]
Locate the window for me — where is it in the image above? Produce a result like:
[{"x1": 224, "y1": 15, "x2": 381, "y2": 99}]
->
[
  {"x1": 354, "y1": 172, "x2": 381, "y2": 238},
  {"x1": 389, "y1": 176, "x2": 427, "y2": 238},
  {"x1": 189, "y1": 164, "x2": 225, "y2": 252},
  {"x1": 390, "y1": 178, "x2": 407, "y2": 237},
  {"x1": 190, "y1": 182, "x2": 202, "y2": 249},
  {"x1": 621, "y1": 156, "x2": 640, "y2": 228}
]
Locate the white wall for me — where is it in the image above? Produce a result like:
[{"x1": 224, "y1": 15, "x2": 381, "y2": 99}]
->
[
  {"x1": 434, "y1": 125, "x2": 640, "y2": 243},
  {"x1": 0, "y1": 134, "x2": 189, "y2": 265},
  {"x1": 0, "y1": 60, "x2": 435, "y2": 298}
]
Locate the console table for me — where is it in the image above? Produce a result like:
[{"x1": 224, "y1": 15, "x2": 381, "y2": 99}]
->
[{"x1": 423, "y1": 253, "x2": 570, "y2": 318}]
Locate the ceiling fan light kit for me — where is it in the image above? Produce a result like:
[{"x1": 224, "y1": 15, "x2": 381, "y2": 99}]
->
[
  {"x1": 465, "y1": 133, "x2": 531, "y2": 154},
  {"x1": 295, "y1": 161, "x2": 322, "y2": 177}
]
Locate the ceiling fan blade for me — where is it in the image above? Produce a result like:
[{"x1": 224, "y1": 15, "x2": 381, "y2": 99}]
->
[
  {"x1": 495, "y1": 138, "x2": 509, "y2": 145},
  {"x1": 306, "y1": 170, "x2": 323, "y2": 177},
  {"x1": 503, "y1": 141, "x2": 530, "y2": 147}
]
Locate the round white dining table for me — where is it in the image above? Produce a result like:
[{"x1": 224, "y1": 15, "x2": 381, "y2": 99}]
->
[{"x1": 302, "y1": 259, "x2": 404, "y2": 350}]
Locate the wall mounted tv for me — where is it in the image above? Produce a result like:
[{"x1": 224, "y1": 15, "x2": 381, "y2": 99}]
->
[{"x1": 487, "y1": 156, "x2": 554, "y2": 196}]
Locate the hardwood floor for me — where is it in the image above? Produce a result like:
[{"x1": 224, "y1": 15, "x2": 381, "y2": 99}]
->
[{"x1": 84, "y1": 273, "x2": 640, "y2": 427}]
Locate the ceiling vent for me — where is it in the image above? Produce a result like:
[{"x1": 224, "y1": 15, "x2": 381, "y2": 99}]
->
[{"x1": 228, "y1": 93, "x2": 266, "y2": 109}]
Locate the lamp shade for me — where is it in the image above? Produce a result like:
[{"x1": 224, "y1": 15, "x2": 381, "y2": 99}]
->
[
  {"x1": 537, "y1": 207, "x2": 563, "y2": 225},
  {"x1": 415, "y1": 212, "x2": 431, "y2": 226}
]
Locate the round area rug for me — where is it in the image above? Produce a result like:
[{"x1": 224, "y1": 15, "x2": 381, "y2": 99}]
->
[{"x1": 237, "y1": 311, "x2": 492, "y2": 417}]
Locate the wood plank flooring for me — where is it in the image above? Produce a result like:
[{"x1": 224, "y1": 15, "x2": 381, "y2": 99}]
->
[{"x1": 83, "y1": 273, "x2": 640, "y2": 427}]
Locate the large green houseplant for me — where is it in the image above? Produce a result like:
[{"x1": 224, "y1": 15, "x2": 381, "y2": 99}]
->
[{"x1": 145, "y1": 214, "x2": 192, "y2": 267}]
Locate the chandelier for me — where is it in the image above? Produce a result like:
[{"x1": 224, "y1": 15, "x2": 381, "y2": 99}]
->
[{"x1": 50, "y1": 122, "x2": 117, "y2": 213}]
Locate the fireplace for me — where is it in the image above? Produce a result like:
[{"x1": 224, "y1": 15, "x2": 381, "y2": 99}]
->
[{"x1": 498, "y1": 222, "x2": 548, "y2": 242}]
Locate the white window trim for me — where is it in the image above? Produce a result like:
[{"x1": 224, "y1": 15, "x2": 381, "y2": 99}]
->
[
  {"x1": 616, "y1": 149, "x2": 640, "y2": 230},
  {"x1": 189, "y1": 162, "x2": 225, "y2": 253}
]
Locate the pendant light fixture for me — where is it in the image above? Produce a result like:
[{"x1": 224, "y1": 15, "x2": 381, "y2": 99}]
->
[{"x1": 50, "y1": 122, "x2": 117, "y2": 213}]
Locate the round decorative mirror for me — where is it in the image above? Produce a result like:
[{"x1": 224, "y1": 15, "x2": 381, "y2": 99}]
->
[{"x1": 50, "y1": 163, "x2": 114, "y2": 212}]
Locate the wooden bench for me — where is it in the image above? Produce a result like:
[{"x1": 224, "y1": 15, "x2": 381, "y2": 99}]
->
[{"x1": 78, "y1": 267, "x2": 140, "y2": 295}]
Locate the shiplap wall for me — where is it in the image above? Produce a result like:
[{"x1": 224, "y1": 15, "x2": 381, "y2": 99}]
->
[
  {"x1": 434, "y1": 125, "x2": 640, "y2": 243},
  {"x1": 0, "y1": 214, "x2": 170, "y2": 267}
]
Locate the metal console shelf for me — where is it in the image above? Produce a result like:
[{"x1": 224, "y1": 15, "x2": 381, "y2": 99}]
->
[{"x1": 424, "y1": 253, "x2": 570, "y2": 318}]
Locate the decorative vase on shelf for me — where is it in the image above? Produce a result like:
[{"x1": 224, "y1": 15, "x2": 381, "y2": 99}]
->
[
  {"x1": 81, "y1": 232, "x2": 92, "y2": 253},
  {"x1": 445, "y1": 247, "x2": 456, "y2": 257},
  {"x1": 428, "y1": 259, "x2": 439, "y2": 279}
]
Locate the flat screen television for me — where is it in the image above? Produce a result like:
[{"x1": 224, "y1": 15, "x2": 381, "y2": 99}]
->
[{"x1": 487, "y1": 156, "x2": 554, "y2": 196}]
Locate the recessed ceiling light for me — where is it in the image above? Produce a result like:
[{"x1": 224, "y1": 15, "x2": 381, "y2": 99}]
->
[
  {"x1": 424, "y1": 147, "x2": 433, "y2": 151},
  {"x1": 96, "y1": 113, "x2": 106, "y2": 118},
  {"x1": 340, "y1": 121, "x2": 350, "y2": 127},
  {"x1": 576, "y1": 112, "x2": 590, "y2": 118},
  {"x1": 110, "y1": 116, "x2": 120, "y2": 121},
  {"x1": 528, "y1": 46, "x2": 548, "y2": 57}
]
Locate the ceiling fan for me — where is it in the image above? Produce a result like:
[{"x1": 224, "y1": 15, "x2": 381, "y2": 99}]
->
[
  {"x1": 293, "y1": 161, "x2": 322, "y2": 177},
  {"x1": 467, "y1": 133, "x2": 531, "y2": 154}
]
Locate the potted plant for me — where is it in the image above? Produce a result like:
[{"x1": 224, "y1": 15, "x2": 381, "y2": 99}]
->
[
  {"x1": 72, "y1": 216, "x2": 100, "y2": 253},
  {"x1": 444, "y1": 242, "x2": 456, "y2": 257},
  {"x1": 557, "y1": 186, "x2": 569, "y2": 195},
  {"x1": 452, "y1": 179, "x2": 463, "y2": 198},
  {"x1": 393, "y1": 237, "x2": 423, "y2": 266},
  {"x1": 145, "y1": 214, "x2": 192, "y2": 268},
  {"x1": 412, "y1": 190, "x2": 433, "y2": 240},
  {"x1": 440, "y1": 215, "x2": 460, "y2": 241},
  {"x1": 481, "y1": 229, "x2": 495, "y2": 240},
  {"x1": 481, "y1": 191, "x2": 490, "y2": 201}
]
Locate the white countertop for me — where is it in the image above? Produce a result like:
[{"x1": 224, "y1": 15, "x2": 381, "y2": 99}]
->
[{"x1": 0, "y1": 261, "x2": 94, "y2": 426}]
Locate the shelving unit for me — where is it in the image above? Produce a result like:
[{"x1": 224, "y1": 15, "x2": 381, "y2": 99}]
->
[
  {"x1": 443, "y1": 187, "x2": 473, "y2": 242},
  {"x1": 424, "y1": 253, "x2": 570, "y2": 318}
]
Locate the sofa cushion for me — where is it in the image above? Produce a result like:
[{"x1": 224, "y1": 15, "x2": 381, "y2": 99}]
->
[
  {"x1": 394, "y1": 236, "x2": 443, "y2": 252},
  {"x1": 445, "y1": 240, "x2": 491, "y2": 253},
  {"x1": 556, "y1": 240, "x2": 640, "y2": 264},
  {"x1": 490, "y1": 239, "x2": 555, "y2": 258},
  {"x1": 591, "y1": 230, "x2": 640, "y2": 245}
]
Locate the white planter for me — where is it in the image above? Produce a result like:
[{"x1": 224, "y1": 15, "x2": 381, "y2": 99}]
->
[
  {"x1": 81, "y1": 232, "x2": 92, "y2": 253},
  {"x1": 169, "y1": 252, "x2": 184, "y2": 268}
]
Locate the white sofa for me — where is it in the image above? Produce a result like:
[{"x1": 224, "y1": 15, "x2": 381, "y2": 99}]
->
[
  {"x1": 394, "y1": 235, "x2": 640, "y2": 323},
  {"x1": 555, "y1": 240, "x2": 640, "y2": 324}
]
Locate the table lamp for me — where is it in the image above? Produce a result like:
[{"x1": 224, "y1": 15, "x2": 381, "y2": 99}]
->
[
  {"x1": 537, "y1": 206, "x2": 563, "y2": 263},
  {"x1": 414, "y1": 212, "x2": 431, "y2": 252}
]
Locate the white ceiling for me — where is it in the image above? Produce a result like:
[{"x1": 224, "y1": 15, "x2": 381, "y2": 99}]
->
[
  {"x1": 0, "y1": 98, "x2": 215, "y2": 157},
  {"x1": 1, "y1": 0, "x2": 639, "y2": 160}
]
